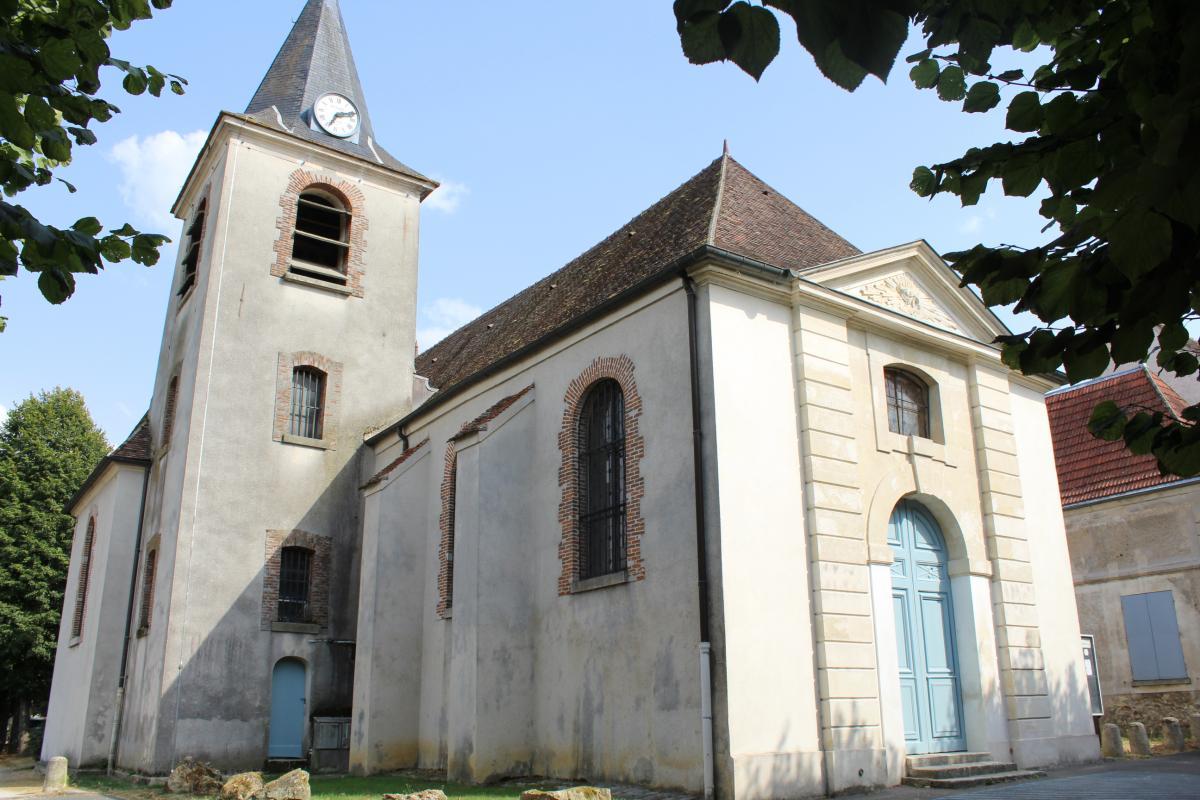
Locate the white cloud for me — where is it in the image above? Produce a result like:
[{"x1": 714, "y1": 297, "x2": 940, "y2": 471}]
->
[
  {"x1": 109, "y1": 129, "x2": 208, "y2": 229},
  {"x1": 417, "y1": 297, "x2": 482, "y2": 349},
  {"x1": 0, "y1": 404, "x2": 7, "y2": 430},
  {"x1": 959, "y1": 215, "x2": 983, "y2": 234},
  {"x1": 425, "y1": 178, "x2": 469, "y2": 214}
]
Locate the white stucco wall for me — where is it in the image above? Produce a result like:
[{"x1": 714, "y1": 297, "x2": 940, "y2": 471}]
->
[{"x1": 42, "y1": 464, "x2": 146, "y2": 768}]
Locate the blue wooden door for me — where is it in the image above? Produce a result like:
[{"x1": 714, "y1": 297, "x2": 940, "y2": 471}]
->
[
  {"x1": 269, "y1": 658, "x2": 306, "y2": 758},
  {"x1": 889, "y1": 501, "x2": 966, "y2": 754}
]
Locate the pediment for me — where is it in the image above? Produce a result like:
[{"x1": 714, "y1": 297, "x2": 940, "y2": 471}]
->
[{"x1": 804, "y1": 241, "x2": 1009, "y2": 343}]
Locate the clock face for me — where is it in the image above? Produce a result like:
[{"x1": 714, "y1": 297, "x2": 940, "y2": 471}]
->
[{"x1": 313, "y1": 93, "x2": 360, "y2": 138}]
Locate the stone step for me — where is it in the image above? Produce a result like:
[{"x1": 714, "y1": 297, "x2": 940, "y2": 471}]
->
[
  {"x1": 902, "y1": 769, "x2": 1046, "y2": 790},
  {"x1": 907, "y1": 761, "x2": 1019, "y2": 779},
  {"x1": 905, "y1": 751, "x2": 993, "y2": 770}
]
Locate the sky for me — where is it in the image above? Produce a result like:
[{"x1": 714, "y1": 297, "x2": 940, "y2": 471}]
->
[{"x1": 0, "y1": 1, "x2": 1055, "y2": 443}]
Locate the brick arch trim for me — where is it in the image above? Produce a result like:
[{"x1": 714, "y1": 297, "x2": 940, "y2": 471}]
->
[
  {"x1": 273, "y1": 351, "x2": 345, "y2": 448},
  {"x1": 557, "y1": 355, "x2": 646, "y2": 595},
  {"x1": 261, "y1": 529, "x2": 332, "y2": 629},
  {"x1": 436, "y1": 443, "x2": 457, "y2": 618},
  {"x1": 272, "y1": 168, "x2": 369, "y2": 298}
]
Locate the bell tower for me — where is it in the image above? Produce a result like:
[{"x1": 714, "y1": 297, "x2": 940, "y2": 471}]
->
[{"x1": 112, "y1": 0, "x2": 436, "y2": 772}]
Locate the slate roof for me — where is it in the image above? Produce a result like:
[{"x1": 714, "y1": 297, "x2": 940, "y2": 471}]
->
[
  {"x1": 244, "y1": 0, "x2": 428, "y2": 181},
  {"x1": 413, "y1": 154, "x2": 859, "y2": 399},
  {"x1": 1045, "y1": 367, "x2": 1190, "y2": 506},
  {"x1": 68, "y1": 415, "x2": 152, "y2": 512}
]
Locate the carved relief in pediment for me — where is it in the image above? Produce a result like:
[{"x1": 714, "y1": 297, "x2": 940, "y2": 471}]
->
[{"x1": 852, "y1": 273, "x2": 960, "y2": 332}]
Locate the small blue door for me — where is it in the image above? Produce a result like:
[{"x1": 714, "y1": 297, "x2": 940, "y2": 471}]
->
[
  {"x1": 268, "y1": 658, "x2": 306, "y2": 758},
  {"x1": 889, "y1": 500, "x2": 966, "y2": 754}
]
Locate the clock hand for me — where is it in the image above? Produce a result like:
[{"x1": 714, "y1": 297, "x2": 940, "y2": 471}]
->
[{"x1": 331, "y1": 111, "x2": 356, "y2": 120}]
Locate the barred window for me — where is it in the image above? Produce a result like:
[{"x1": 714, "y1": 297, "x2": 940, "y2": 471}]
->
[
  {"x1": 578, "y1": 379, "x2": 626, "y2": 579},
  {"x1": 289, "y1": 367, "x2": 325, "y2": 439},
  {"x1": 71, "y1": 518, "x2": 96, "y2": 639},
  {"x1": 178, "y1": 198, "x2": 206, "y2": 298},
  {"x1": 290, "y1": 191, "x2": 350, "y2": 286},
  {"x1": 138, "y1": 548, "x2": 158, "y2": 633},
  {"x1": 885, "y1": 368, "x2": 930, "y2": 438},
  {"x1": 278, "y1": 547, "x2": 312, "y2": 623}
]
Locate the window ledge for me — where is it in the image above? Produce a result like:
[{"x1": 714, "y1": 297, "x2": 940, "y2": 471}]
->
[
  {"x1": 176, "y1": 286, "x2": 195, "y2": 312},
  {"x1": 136, "y1": 626, "x2": 149, "y2": 639},
  {"x1": 1132, "y1": 677, "x2": 1192, "y2": 687},
  {"x1": 271, "y1": 621, "x2": 320, "y2": 634},
  {"x1": 281, "y1": 433, "x2": 332, "y2": 450},
  {"x1": 571, "y1": 570, "x2": 630, "y2": 594},
  {"x1": 283, "y1": 268, "x2": 353, "y2": 296},
  {"x1": 68, "y1": 636, "x2": 81, "y2": 649}
]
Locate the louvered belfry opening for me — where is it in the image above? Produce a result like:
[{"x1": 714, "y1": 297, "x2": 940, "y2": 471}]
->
[
  {"x1": 885, "y1": 367, "x2": 931, "y2": 439},
  {"x1": 578, "y1": 379, "x2": 627, "y2": 579},
  {"x1": 71, "y1": 518, "x2": 96, "y2": 639},
  {"x1": 138, "y1": 549, "x2": 158, "y2": 632},
  {"x1": 289, "y1": 366, "x2": 326, "y2": 439},
  {"x1": 178, "y1": 198, "x2": 206, "y2": 297},
  {"x1": 291, "y1": 191, "x2": 350, "y2": 285},
  {"x1": 278, "y1": 546, "x2": 312, "y2": 623}
]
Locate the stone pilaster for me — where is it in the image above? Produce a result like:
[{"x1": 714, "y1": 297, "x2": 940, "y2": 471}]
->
[
  {"x1": 793, "y1": 307, "x2": 885, "y2": 791},
  {"x1": 968, "y1": 365, "x2": 1052, "y2": 759}
]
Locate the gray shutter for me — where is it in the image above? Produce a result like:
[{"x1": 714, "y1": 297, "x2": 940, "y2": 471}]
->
[
  {"x1": 1122, "y1": 594, "x2": 1160, "y2": 681},
  {"x1": 1146, "y1": 591, "x2": 1188, "y2": 680}
]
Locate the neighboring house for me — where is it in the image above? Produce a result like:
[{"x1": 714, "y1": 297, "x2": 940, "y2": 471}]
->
[
  {"x1": 1047, "y1": 366, "x2": 1200, "y2": 733},
  {"x1": 41, "y1": 0, "x2": 1100, "y2": 797}
]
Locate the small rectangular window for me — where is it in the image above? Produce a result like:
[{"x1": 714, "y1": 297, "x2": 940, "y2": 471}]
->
[
  {"x1": 1121, "y1": 591, "x2": 1188, "y2": 682},
  {"x1": 278, "y1": 547, "x2": 312, "y2": 623},
  {"x1": 289, "y1": 367, "x2": 325, "y2": 440},
  {"x1": 138, "y1": 549, "x2": 158, "y2": 632}
]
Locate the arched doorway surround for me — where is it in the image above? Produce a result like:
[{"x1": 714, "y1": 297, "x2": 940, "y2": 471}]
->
[
  {"x1": 269, "y1": 657, "x2": 307, "y2": 759},
  {"x1": 866, "y1": 482, "x2": 1009, "y2": 781}
]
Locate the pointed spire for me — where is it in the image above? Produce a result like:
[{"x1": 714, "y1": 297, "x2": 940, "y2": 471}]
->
[{"x1": 243, "y1": 0, "x2": 427, "y2": 181}]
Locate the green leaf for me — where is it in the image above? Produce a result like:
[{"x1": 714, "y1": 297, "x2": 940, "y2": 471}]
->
[
  {"x1": 1005, "y1": 91, "x2": 1042, "y2": 132},
  {"x1": 0, "y1": 92, "x2": 36, "y2": 149},
  {"x1": 99, "y1": 236, "x2": 132, "y2": 262},
  {"x1": 1063, "y1": 333, "x2": 1111, "y2": 382},
  {"x1": 72, "y1": 217, "x2": 104, "y2": 237},
  {"x1": 39, "y1": 39, "x2": 81, "y2": 82},
  {"x1": 1159, "y1": 320, "x2": 1188, "y2": 353},
  {"x1": 23, "y1": 96, "x2": 56, "y2": 132},
  {"x1": 910, "y1": 166, "x2": 936, "y2": 196},
  {"x1": 963, "y1": 80, "x2": 1001, "y2": 113},
  {"x1": 719, "y1": 2, "x2": 780, "y2": 81},
  {"x1": 936, "y1": 65, "x2": 967, "y2": 101},
  {"x1": 995, "y1": 69, "x2": 1024, "y2": 82},
  {"x1": 1110, "y1": 321, "x2": 1155, "y2": 365},
  {"x1": 122, "y1": 69, "x2": 148, "y2": 95},
  {"x1": 679, "y1": 10, "x2": 726, "y2": 64},
  {"x1": 1001, "y1": 157, "x2": 1042, "y2": 197},
  {"x1": 1108, "y1": 209, "x2": 1172, "y2": 279},
  {"x1": 37, "y1": 268, "x2": 75, "y2": 304},
  {"x1": 909, "y1": 59, "x2": 939, "y2": 89}
]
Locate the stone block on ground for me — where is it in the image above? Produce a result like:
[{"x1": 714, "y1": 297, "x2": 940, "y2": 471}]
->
[
  {"x1": 255, "y1": 769, "x2": 310, "y2": 800},
  {"x1": 1163, "y1": 717, "x2": 1186, "y2": 752},
  {"x1": 1128, "y1": 722, "x2": 1151, "y2": 756},
  {"x1": 1191, "y1": 712, "x2": 1200, "y2": 744},
  {"x1": 520, "y1": 789, "x2": 612, "y2": 800},
  {"x1": 1100, "y1": 723, "x2": 1124, "y2": 758},
  {"x1": 43, "y1": 756, "x2": 68, "y2": 791},
  {"x1": 167, "y1": 757, "x2": 224, "y2": 795},
  {"x1": 221, "y1": 772, "x2": 264, "y2": 800},
  {"x1": 382, "y1": 791, "x2": 447, "y2": 800}
]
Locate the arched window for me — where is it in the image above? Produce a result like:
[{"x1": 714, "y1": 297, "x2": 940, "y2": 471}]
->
[
  {"x1": 578, "y1": 379, "x2": 626, "y2": 579},
  {"x1": 138, "y1": 548, "x2": 158, "y2": 634},
  {"x1": 885, "y1": 367, "x2": 930, "y2": 438},
  {"x1": 290, "y1": 190, "x2": 350, "y2": 285},
  {"x1": 71, "y1": 518, "x2": 96, "y2": 639},
  {"x1": 178, "y1": 198, "x2": 206, "y2": 298},
  {"x1": 289, "y1": 366, "x2": 326, "y2": 439},
  {"x1": 277, "y1": 546, "x2": 313, "y2": 623}
]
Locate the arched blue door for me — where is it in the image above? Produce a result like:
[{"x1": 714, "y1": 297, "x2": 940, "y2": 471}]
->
[
  {"x1": 268, "y1": 658, "x2": 306, "y2": 758},
  {"x1": 889, "y1": 500, "x2": 966, "y2": 754}
]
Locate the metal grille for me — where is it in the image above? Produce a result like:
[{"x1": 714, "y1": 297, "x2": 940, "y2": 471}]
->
[
  {"x1": 71, "y1": 518, "x2": 95, "y2": 639},
  {"x1": 885, "y1": 368, "x2": 930, "y2": 438},
  {"x1": 278, "y1": 547, "x2": 312, "y2": 623},
  {"x1": 289, "y1": 367, "x2": 325, "y2": 439},
  {"x1": 578, "y1": 379, "x2": 626, "y2": 579}
]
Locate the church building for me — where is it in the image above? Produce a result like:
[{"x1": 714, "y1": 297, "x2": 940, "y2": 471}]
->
[{"x1": 42, "y1": 1, "x2": 1100, "y2": 797}]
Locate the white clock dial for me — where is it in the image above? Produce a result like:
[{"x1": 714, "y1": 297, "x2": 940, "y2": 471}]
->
[{"x1": 313, "y1": 93, "x2": 360, "y2": 138}]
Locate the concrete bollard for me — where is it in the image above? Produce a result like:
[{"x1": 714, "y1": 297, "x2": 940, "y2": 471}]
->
[
  {"x1": 1129, "y1": 722, "x2": 1152, "y2": 756},
  {"x1": 42, "y1": 757, "x2": 68, "y2": 792},
  {"x1": 1163, "y1": 717, "x2": 1186, "y2": 753},
  {"x1": 1101, "y1": 723, "x2": 1124, "y2": 757},
  {"x1": 1190, "y1": 712, "x2": 1200, "y2": 745}
]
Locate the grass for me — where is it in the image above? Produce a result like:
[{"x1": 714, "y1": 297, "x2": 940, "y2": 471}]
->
[{"x1": 74, "y1": 772, "x2": 554, "y2": 800}]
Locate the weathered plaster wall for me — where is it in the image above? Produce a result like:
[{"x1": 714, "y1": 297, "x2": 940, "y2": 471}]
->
[
  {"x1": 42, "y1": 464, "x2": 146, "y2": 768},
  {"x1": 1067, "y1": 481, "x2": 1200, "y2": 733}
]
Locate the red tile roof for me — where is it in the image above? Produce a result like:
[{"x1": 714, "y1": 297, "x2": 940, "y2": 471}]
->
[
  {"x1": 68, "y1": 414, "x2": 152, "y2": 512},
  {"x1": 1045, "y1": 367, "x2": 1189, "y2": 505},
  {"x1": 413, "y1": 154, "x2": 858, "y2": 400}
]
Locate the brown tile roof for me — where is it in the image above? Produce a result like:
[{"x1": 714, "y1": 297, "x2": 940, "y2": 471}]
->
[
  {"x1": 450, "y1": 384, "x2": 534, "y2": 442},
  {"x1": 413, "y1": 154, "x2": 858, "y2": 399},
  {"x1": 68, "y1": 414, "x2": 152, "y2": 511},
  {"x1": 361, "y1": 437, "x2": 429, "y2": 490},
  {"x1": 1046, "y1": 367, "x2": 1188, "y2": 506}
]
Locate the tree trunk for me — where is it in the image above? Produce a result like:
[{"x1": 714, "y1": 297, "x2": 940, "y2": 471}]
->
[
  {"x1": 5, "y1": 700, "x2": 23, "y2": 755},
  {"x1": 0, "y1": 696, "x2": 12, "y2": 753}
]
